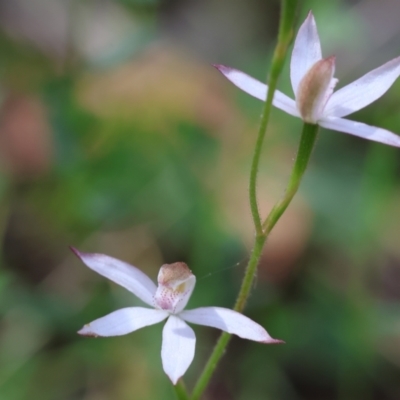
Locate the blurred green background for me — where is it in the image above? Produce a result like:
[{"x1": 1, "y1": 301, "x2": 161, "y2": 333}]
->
[{"x1": 1, "y1": 0, "x2": 400, "y2": 399}]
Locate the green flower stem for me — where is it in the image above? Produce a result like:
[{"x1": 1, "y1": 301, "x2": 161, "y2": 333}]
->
[
  {"x1": 238, "y1": 123, "x2": 318, "y2": 316},
  {"x1": 190, "y1": 234, "x2": 266, "y2": 400},
  {"x1": 249, "y1": 0, "x2": 298, "y2": 235},
  {"x1": 191, "y1": 2, "x2": 298, "y2": 399},
  {"x1": 233, "y1": 233, "x2": 267, "y2": 312},
  {"x1": 263, "y1": 122, "x2": 319, "y2": 233},
  {"x1": 191, "y1": 122, "x2": 318, "y2": 400},
  {"x1": 190, "y1": 332, "x2": 230, "y2": 400},
  {"x1": 174, "y1": 379, "x2": 190, "y2": 400}
]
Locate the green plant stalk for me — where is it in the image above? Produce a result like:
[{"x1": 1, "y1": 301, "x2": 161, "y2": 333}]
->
[
  {"x1": 190, "y1": 235, "x2": 266, "y2": 400},
  {"x1": 191, "y1": 1, "x2": 298, "y2": 399},
  {"x1": 263, "y1": 122, "x2": 319, "y2": 233},
  {"x1": 239, "y1": 123, "x2": 318, "y2": 314},
  {"x1": 182, "y1": 122, "x2": 318, "y2": 400},
  {"x1": 249, "y1": 0, "x2": 298, "y2": 236},
  {"x1": 174, "y1": 379, "x2": 190, "y2": 400},
  {"x1": 191, "y1": 122, "x2": 318, "y2": 400}
]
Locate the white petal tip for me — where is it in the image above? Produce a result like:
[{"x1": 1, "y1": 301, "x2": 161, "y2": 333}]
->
[
  {"x1": 70, "y1": 246, "x2": 84, "y2": 258},
  {"x1": 70, "y1": 246, "x2": 94, "y2": 261},
  {"x1": 303, "y1": 11, "x2": 318, "y2": 35},
  {"x1": 262, "y1": 338, "x2": 285, "y2": 345},
  {"x1": 212, "y1": 64, "x2": 231, "y2": 74},
  {"x1": 77, "y1": 325, "x2": 101, "y2": 338},
  {"x1": 70, "y1": 247, "x2": 103, "y2": 269},
  {"x1": 70, "y1": 245, "x2": 79, "y2": 254},
  {"x1": 306, "y1": 10, "x2": 315, "y2": 21}
]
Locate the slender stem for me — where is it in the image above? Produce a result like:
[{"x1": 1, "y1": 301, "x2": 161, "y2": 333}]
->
[
  {"x1": 233, "y1": 234, "x2": 266, "y2": 312},
  {"x1": 191, "y1": 1, "x2": 299, "y2": 398},
  {"x1": 191, "y1": 122, "x2": 317, "y2": 400},
  {"x1": 249, "y1": 0, "x2": 298, "y2": 235},
  {"x1": 190, "y1": 332, "x2": 230, "y2": 400},
  {"x1": 237, "y1": 124, "x2": 318, "y2": 317},
  {"x1": 190, "y1": 235, "x2": 266, "y2": 400},
  {"x1": 263, "y1": 122, "x2": 319, "y2": 233},
  {"x1": 174, "y1": 379, "x2": 190, "y2": 400}
]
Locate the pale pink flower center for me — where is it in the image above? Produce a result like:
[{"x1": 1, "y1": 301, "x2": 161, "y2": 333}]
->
[{"x1": 153, "y1": 262, "x2": 195, "y2": 313}]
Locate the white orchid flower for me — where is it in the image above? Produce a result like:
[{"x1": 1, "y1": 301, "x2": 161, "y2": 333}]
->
[
  {"x1": 73, "y1": 248, "x2": 282, "y2": 384},
  {"x1": 214, "y1": 12, "x2": 400, "y2": 147}
]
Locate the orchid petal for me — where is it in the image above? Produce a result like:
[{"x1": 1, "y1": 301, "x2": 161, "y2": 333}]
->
[
  {"x1": 71, "y1": 248, "x2": 157, "y2": 306},
  {"x1": 324, "y1": 56, "x2": 400, "y2": 118},
  {"x1": 78, "y1": 307, "x2": 168, "y2": 337},
  {"x1": 320, "y1": 117, "x2": 400, "y2": 147},
  {"x1": 290, "y1": 11, "x2": 322, "y2": 95},
  {"x1": 180, "y1": 307, "x2": 283, "y2": 343},
  {"x1": 213, "y1": 65, "x2": 300, "y2": 117},
  {"x1": 161, "y1": 316, "x2": 196, "y2": 385}
]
